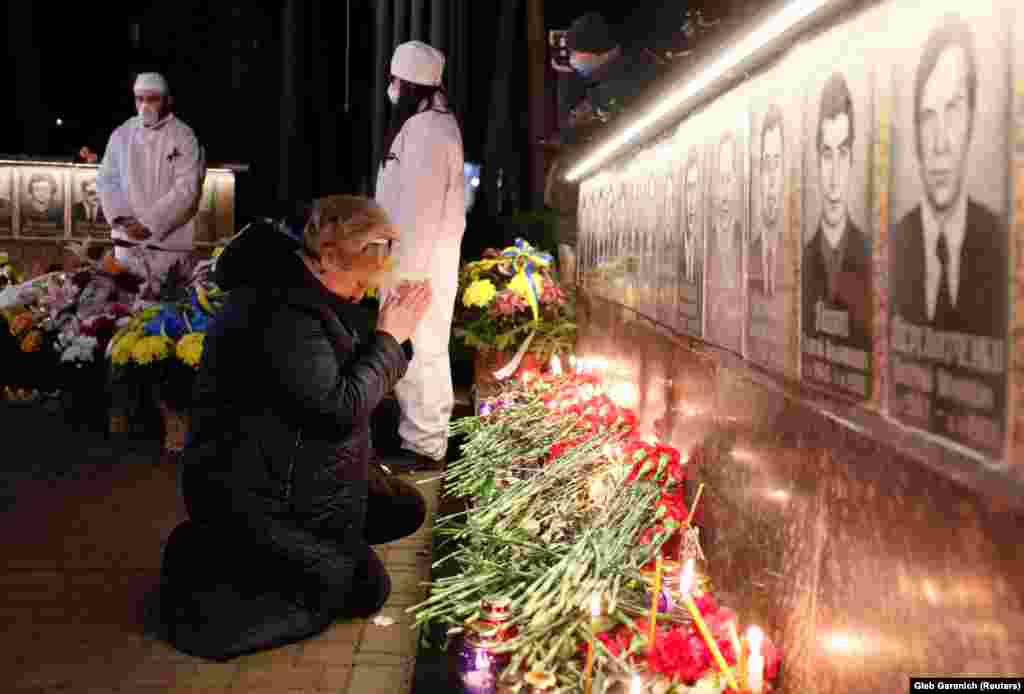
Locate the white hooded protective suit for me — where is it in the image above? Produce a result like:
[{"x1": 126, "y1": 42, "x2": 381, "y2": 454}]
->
[
  {"x1": 96, "y1": 113, "x2": 205, "y2": 283},
  {"x1": 375, "y1": 94, "x2": 466, "y2": 461}
]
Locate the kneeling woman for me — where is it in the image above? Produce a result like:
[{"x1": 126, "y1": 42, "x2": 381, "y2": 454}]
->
[{"x1": 162, "y1": 195, "x2": 432, "y2": 660}]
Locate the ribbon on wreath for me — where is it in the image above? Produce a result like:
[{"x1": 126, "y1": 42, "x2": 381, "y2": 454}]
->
[{"x1": 500, "y1": 238, "x2": 552, "y2": 321}]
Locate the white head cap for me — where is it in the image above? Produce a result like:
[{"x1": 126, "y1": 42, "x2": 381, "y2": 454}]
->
[
  {"x1": 390, "y1": 41, "x2": 445, "y2": 87},
  {"x1": 133, "y1": 72, "x2": 169, "y2": 95}
]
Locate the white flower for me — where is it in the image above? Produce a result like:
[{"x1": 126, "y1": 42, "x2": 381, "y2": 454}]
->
[{"x1": 60, "y1": 335, "x2": 98, "y2": 364}]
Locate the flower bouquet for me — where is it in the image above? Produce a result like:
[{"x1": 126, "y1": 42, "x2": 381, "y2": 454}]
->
[
  {"x1": 413, "y1": 370, "x2": 784, "y2": 693},
  {"x1": 454, "y1": 239, "x2": 576, "y2": 385},
  {"x1": 106, "y1": 256, "x2": 225, "y2": 449}
]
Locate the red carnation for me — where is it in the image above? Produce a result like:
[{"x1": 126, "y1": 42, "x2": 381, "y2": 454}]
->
[
  {"x1": 657, "y1": 490, "x2": 689, "y2": 525},
  {"x1": 647, "y1": 626, "x2": 711, "y2": 683}
]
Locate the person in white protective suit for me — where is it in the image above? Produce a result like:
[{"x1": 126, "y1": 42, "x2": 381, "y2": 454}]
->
[
  {"x1": 375, "y1": 41, "x2": 466, "y2": 469},
  {"x1": 96, "y1": 72, "x2": 206, "y2": 287}
]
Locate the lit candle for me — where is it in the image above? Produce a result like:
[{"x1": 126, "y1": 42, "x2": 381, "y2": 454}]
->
[
  {"x1": 728, "y1": 621, "x2": 744, "y2": 688},
  {"x1": 685, "y1": 482, "x2": 705, "y2": 527},
  {"x1": 522, "y1": 371, "x2": 533, "y2": 386},
  {"x1": 461, "y1": 648, "x2": 495, "y2": 693},
  {"x1": 648, "y1": 555, "x2": 663, "y2": 649},
  {"x1": 550, "y1": 354, "x2": 563, "y2": 376},
  {"x1": 584, "y1": 593, "x2": 601, "y2": 694},
  {"x1": 746, "y1": 626, "x2": 764, "y2": 694},
  {"x1": 570, "y1": 355, "x2": 577, "y2": 373},
  {"x1": 679, "y1": 559, "x2": 741, "y2": 692}
]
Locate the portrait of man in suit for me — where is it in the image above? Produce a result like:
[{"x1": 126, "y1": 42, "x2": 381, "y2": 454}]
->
[
  {"x1": 23, "y1": 172, "x2": 64, "y2": 226},
  {"x1": 888, "y1": 14, "x2": 1007, "y2": 455},
  {"x1": 680, "y1": 147, "x2": 703, "y2": 285},
  {"x1": 707, "y1": 130, "x2": 744, "y2": 353},
  {"x1": 72, "y1": 177, "x2": 107, "y2": 228},
  {"x1": 802, "y1": 71, "x2": 872, "y2": 358},
  {"x1": 891, "y1": 15, "x2": 1005, "y2": 340},
  {"x1": 751, "y1": 104, "x2": 785, "y2": 297},
  {"x1": 711, "y1": 131, "x2": 741, "y2": 292}
]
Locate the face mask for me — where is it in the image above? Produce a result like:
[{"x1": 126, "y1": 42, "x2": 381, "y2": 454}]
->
[
  {"x1": 570, "y1": 56, "x2": 596, "y2": 78},
  {"x1": 138, "y1": 105, "x2": 160, "y2": 126},
  {"x1": 387, "y1": 83, "x2": 400, "y2": 105}
]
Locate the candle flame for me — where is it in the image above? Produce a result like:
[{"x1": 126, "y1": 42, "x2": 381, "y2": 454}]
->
[
  {"x1": 610, "y1": 382, "x2": 638, "y2": 408},
  {"x1": 680, "y1": 558, "x2": 696, "y2": 595},
  {"x1": 550, "y1": 354, "x2": 563, "y2": 375},
  {"x1": 522, "y1": 371, "x2": 533, "y2": 385},
  {"x1": 630, "y1": 672, "x2": 643, "y2": 694},
  {"x1": 590, "y1": 592, "x2": 602, "y2": 618},
  {"x1": 570, "y1": 355, "x2": 577, "y2": 371},
  {"x1": 746, "y1": 626, "x2": 764, "y2": 655}
]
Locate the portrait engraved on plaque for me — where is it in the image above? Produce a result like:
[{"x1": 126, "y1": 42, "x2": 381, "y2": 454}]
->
[
  {"x1": 0, "y1": 167, "x2": 12, "y2": 235},
  {"x1": 888, "y1": 10, "x2": 1011, "y2": 457},
  {"x1": 705, "y1": 123, "x2": 747, "y2": 354},
  {"x1": 675, "y1": 142, "x2": 705, "y2": 339},
  {"x1": 20, "y1": 168, "x2": 66, "y2": 237},
  {"x1": 71, "y1": 171, "x2": 109, "y2": 239},
  {"x1": 748, "y1": 79, "x2": 801, "y2": 376},
  {"x1": 802, "y1": 62, "x2": 874, "y2": 400}
]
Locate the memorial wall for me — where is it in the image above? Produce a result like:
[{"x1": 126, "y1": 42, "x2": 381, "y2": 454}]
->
[
  {"x1": 575, "y1": 0, "x2": 1024, "y2": 688},
  {"x1": 0, "y1": 159, "x2": 239, "y2": 267}
]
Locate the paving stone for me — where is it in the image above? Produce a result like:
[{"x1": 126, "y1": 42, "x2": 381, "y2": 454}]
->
[
  {"x1": 0, "y1": 401, "x2": 449, "y2": 694},
  {"x1": 319, "y1": 618, "x2": 367, "y2": 642},
  {"x1": 232, "y1": 663, "x2": 325, "y2": 691},
  {"x1": 189, "y1": 662, "x2": 241, "y2": 689},
  {"x1": 358, "y1": 617, "x2": 420, "y2": 655},
  {"x1": 346, "y1": 663, "x2": 413, "y2": 693},
  {"x1": 318, "y1": 664, "x2": 354, "y2": 692},
  {"x1": 300, "y1": 638, "x2": 356, "y2": 666}
]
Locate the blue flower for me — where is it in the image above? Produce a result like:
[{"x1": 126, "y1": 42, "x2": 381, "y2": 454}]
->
[{"x1": 143, "y1": 306, "x2": 187, "y2": 340}]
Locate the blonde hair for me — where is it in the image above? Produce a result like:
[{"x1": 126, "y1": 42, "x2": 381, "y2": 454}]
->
[{"x1": 302, "y1": 195, "x2": 391, "y2": 271}]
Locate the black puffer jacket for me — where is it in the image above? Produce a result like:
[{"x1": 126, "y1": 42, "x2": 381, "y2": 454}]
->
[{"x1": 182, "y1": 219, "x2": 411, "y2": 550}]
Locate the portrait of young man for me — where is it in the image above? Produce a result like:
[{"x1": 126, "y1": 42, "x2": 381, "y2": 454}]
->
[
  {"x1": 750, "y1": 105, "x2": 785, "y2": 299},
  {"x1": 888, "y1": 12, "x2": 1009, "y2": 456},
  {"x1": 705, "y1": 129, "x2": 745, "y2": 354},
  {"x1": 801, "y1": 70, "x2": 872, "y2": 399},
  {"x1": 747, "y1": 92, "x2": 799, "y2": 377},
  {"x1": 675, "y1": 144, "x2": 704, "y2": 338}
]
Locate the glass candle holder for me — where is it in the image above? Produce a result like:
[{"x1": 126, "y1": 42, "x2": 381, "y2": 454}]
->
[
  {"x1": 641, "y1": 559, "x2": 681, "y2": 613},
  {"x1": 457, "y1": 630, "x2": 511, "y2": 694}
]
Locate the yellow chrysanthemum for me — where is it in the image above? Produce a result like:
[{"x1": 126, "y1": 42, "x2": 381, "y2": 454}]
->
[
  {"x1": 131, "y1": 335, "x2": 173, "y2": 366},
  {"x1": 176, "y1": 332, "x2": 205, "y2": 368},
  {"x1": 507, "y1": 272, "x2": 543, "y2": 301},
  {"x1": 111, "y1": 331, "x2": 141, "y2": 366},
  {"x1": 20, "y1": 330, "x2": 43, "y2": 353},
  {"x1": 462, "y1": 279, "x2": 498, "y2": 308}
]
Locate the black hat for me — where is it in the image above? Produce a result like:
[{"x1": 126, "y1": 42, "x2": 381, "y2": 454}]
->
[{"x1": 566, "y1": 12, "x2": 617, "y2": 53}]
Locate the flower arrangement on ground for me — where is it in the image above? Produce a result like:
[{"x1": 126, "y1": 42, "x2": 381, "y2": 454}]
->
[
  {"x1": 412, "y1": 367, "x2": 782, "y2": 693},
  {"x1": 107, "y1": 257, "x2": 224, "y2": 406},
  {"x1": 454, "y1": 239, "x2": 576, "y2": 368}
]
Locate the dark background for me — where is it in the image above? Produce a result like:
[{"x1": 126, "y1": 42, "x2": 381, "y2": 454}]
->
[{"x1": 2, "y1": 1, "x2": 739, "y2": 234}]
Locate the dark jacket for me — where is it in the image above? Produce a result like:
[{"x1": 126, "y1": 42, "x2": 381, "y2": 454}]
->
[
  {"x1": 891, "y1": 199, "x2": 1006, "y2": 339},
  {"x1": 802, "y1": 219, "x2": 873, "y2": 353},
  {"x1": 183, "y1": 219, "x2": 411, "y2": 550}
]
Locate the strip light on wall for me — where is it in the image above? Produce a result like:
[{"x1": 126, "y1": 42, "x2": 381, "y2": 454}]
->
[{"x1": 564, "y1": 0, "x2": 837, "y2": 183}]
